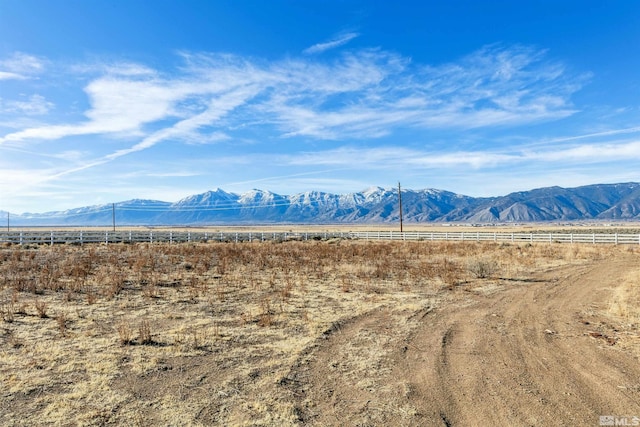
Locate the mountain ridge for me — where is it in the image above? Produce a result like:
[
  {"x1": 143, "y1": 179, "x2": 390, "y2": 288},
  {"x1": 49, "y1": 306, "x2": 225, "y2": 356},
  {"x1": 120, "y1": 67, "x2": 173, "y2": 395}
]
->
[{"x1": 6, "y1": 182, "x2": 640, "y2": 226}]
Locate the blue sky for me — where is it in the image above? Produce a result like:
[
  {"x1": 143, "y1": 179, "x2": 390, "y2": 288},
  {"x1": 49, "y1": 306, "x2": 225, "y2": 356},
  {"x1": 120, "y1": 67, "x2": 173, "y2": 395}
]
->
[{"x1": 2, "y1": 0, "x2": 640, "y2": 213}]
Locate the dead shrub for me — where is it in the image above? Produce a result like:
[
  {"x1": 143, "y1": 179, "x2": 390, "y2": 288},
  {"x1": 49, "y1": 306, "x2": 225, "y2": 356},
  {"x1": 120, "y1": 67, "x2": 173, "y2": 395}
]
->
[
  {"x1": 437, "y1": 258, "x2": 462, "y2": 287},
  {"x1": 258, "y1": 298, "x2": 273, "y2": 327},
  {"x1": 34, "y1": 300, "x2": 48, "y2": 318},
  {"x1": 138, "y1": 319, "x2": 152, "y2": 345},
  {"x1": 86, "y1": 290, "x2": 97, "y2": 305},
  {"x1": 5, "y1": 328, "x2": 23, "y2": 348},
  {"x1": 189, "y1": 327, "x2": 206, "y2": 349},
  {"x1": 117, "y1": 322, "x2": 133, "y2": 345},
  {"x1": 468, "y1": 258, "x2": 498, "y2": 279},
  {"x1": 143, "y1": 283, "x2": 158, "y2": 299},
  {"x1": 56, "y1": 312, "x2": 68, "y2": 337},
  {"x1": 1, "y1": 301, "x2": 15, "y2": 323}
]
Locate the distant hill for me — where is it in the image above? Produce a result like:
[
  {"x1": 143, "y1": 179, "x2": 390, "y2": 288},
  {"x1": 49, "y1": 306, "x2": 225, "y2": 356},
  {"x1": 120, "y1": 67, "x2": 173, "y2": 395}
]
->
[{"x1": 7, "y1": 183, "x2": 640, "y2": 226}]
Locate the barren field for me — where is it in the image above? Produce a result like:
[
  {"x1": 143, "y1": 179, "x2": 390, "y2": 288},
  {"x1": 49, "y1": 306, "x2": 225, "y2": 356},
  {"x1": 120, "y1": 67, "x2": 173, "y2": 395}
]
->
[{"x1": 1, "y1": 239, "x2": 639, "y2": 426}]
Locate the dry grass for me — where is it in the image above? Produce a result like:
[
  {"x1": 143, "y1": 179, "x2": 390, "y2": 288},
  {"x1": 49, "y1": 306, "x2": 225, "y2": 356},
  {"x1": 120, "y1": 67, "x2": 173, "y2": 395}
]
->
[
  {"x1": 0, "y1": 239, "x2": 627, "y2": 425},
  {"x1": 608, "y1": 268, "x2": 640, "y2": 325}
]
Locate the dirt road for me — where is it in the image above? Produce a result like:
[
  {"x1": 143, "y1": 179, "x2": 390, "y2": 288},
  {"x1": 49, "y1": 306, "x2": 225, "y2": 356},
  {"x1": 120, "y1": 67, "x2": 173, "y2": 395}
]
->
[{"x1": 287, "y1": 254, "x2": 640, "y2": 426}]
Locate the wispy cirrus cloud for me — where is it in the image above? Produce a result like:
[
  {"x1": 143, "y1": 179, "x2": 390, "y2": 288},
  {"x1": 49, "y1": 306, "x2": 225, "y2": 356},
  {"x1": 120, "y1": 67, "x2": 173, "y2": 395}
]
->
[
  {"x1": 265, "y1": 45, "x2": 585, "y2": 139},
  {"x1": 0, "y1": 44, "x2": 589, "y2": 195},
  {"x1": 303, "y1": 32, "x2": 360, "y2": 54},
  {"x1": 0, "y1": 52, "x2": 45, "y2": 80},
  {"x1": 283, "y1": 138, "x2": 640, "y2": 170},
  {"x1": 0, "y1": 71, "x2": 25, "y2": 80},
  {"x1": 1, "y1": 44, "x2": 583, "y2": 145},
  {"x1": 0, "y1": 65, "x2": 262, "y2": 143},
  {"x1": 0, "y1": 94, "x2": 53, "y2": 115}
]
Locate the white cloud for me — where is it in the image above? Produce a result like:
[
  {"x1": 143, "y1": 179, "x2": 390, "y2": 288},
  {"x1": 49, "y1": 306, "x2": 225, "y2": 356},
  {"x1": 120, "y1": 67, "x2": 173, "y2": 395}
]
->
[
  {"x1": 0, "y1": 71, "x2": 26, "y2": 81},
  {"x1": 545, "y1": 126, "x2": 640, "y2": 143},
  {"x1": 0, "y1": 94, "x2": 54, "y2": 115},
  {"x1": 103, "y1": 84, "x2": 260, "y2": 160},
  {"x1": 303, "y1": 32, "x2": 360, "y2": 54},
  {"x1": 282, "y1": 139, "x2": 640, "y2": 171},
  {"x1": 0, "y1": 52, "x2": 45, "y2": 79},
  {"x1": 0, "y1": 44, "x2": 588, "y2": 191},
  {"x1": 53, "y1": 150, "x2": 87, "y2": 161},
  {"x1": 0, "y1": 69, "x2": 263, "y2": 143},
  {"x1": 2, "y1": 45, "x2": 582, "y2": 146},
  {"x1": 528, "y1": 140, "x2": 640, "y2": 163},
  {"x1": 265, "y1": 45, "x2": 583, "y2": 139}
]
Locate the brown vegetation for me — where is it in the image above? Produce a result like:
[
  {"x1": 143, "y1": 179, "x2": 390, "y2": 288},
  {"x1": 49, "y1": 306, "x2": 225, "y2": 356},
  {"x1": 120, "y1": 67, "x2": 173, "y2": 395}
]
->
[{"x1": 0, "y1": 239, "x2": 638, "y2": 425}]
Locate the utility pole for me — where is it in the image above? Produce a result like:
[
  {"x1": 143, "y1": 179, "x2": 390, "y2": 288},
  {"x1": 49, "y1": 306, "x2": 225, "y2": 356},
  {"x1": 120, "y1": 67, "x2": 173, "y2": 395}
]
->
[
  {"x1": 6, "y1": 211, "x2": 9, "y2": 232},
  {"x1": 112, "y1": 203, "x2": 116, "y2": 231},
  {"x1": 398, "y1": 182, "x2": 403, "y2": 233}
]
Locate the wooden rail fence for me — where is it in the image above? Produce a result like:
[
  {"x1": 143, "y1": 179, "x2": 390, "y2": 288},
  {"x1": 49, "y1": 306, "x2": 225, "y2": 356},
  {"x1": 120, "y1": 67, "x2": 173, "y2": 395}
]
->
[{"x1": 1, "y1": 230, "x2": 640, "y2": 245}]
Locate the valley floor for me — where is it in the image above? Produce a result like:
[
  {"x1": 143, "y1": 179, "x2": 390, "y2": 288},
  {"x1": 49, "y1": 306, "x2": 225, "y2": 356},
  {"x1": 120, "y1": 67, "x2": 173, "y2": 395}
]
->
[{"x1": 1, "y1": 240, "x2": 639, "y2": 425}]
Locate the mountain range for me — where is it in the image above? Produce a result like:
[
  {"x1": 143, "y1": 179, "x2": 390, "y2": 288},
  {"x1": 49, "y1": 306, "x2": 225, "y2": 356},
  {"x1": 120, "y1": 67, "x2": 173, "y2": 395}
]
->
[{"x1": 5, "y1": 183, "x2": 640, "y2": 226}]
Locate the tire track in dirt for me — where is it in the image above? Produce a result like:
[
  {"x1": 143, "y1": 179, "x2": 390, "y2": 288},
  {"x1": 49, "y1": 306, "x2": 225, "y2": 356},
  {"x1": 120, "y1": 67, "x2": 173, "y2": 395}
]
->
[
  {"x1": 287, "y1": 254, "x2": 640, "y2": 426},
  {"x1": 283, "y1": 304, "x2": 436, "y2": 425}
]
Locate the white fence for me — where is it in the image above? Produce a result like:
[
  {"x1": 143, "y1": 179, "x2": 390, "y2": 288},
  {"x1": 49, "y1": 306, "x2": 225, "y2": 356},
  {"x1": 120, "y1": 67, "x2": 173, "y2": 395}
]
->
[
  {"x1": 1, "y1": 229, "x2": 640, "y2": 245},
  {"x1": 349, "y1": 231, "x2": 640, "y2": 244},
  {"x1": 0, "y1": 230, "x2": 347, "y2": 245}
]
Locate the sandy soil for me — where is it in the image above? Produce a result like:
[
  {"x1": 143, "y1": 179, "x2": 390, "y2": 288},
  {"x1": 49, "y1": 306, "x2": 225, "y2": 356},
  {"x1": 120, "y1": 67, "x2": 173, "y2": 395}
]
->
[
  {"x1": 285, "y1": 254, "x2": 640, "y2": 426},
  {"x1": 1, "y1": 241, "x2": 639, "y2": 426}
]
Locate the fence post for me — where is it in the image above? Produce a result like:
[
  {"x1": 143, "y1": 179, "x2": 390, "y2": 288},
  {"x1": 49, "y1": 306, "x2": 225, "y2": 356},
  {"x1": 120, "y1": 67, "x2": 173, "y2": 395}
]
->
[{"x1": 19, "y1": 229, "x2": 640, "y2": 246}]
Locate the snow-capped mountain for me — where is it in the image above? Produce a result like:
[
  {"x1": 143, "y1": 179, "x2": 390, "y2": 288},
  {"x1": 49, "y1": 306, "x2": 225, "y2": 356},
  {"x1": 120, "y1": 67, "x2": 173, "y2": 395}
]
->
[{"x1": 7, "y1": 183, "x2": 640, "y2": 226}]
